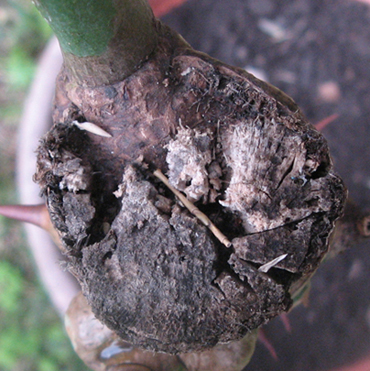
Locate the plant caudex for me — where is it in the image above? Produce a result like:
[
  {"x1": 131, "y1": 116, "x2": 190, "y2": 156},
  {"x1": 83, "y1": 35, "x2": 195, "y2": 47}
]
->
[{"x1": 33, "y1": 0, "x2": 346, "y2": 357}]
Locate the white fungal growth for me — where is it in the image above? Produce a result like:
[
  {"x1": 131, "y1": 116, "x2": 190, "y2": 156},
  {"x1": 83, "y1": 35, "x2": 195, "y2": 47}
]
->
[
  {"x1": 55, "y1": 152, "x2": 92, "y2": 193},
  {"x1": 59, "y1": 167, "x2": 88, "y2": 193},
  {"x1": 181, "y1": 67, "x2": 192, "y2": 76},
  {"x1": 73, "y1": 120, "x2": 112, "y2": 138},
  {"x1": 113, "y1": 183, "x2": 125, "y2": 198},
  {"x1": 166, "y1": 127, "x2": 213, "y2": 202}
]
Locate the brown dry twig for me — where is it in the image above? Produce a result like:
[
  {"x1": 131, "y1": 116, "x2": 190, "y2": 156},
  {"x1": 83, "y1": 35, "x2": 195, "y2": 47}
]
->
[{"x1": 153, "y1": 169, "x2": 232, "y2": 247}]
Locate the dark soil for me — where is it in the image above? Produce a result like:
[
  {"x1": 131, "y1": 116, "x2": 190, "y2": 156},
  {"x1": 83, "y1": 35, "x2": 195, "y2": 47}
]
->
[{"x1": 163, "y1": 0, "x2": 370, "y2": 370}]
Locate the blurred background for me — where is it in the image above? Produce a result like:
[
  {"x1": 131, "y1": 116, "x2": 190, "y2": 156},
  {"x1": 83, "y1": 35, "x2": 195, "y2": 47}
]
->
[
  {"x1": 1, "y1": 0, "x2": 370, "y2": 370},
  {"x1": 0, "y1": 0, "x2": 88, "y2": 370}
]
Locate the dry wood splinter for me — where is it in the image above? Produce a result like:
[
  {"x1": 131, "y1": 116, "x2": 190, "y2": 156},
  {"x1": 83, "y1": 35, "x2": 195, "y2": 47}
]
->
[
  {"x1": 153, "y1": 169, "x2": 232, "y2": 247},
  {"x1": 73, "y1": 120, "x2": 112, "y2": 138},
  {"x1": 258, "y1": 254, "x2": 288, "y2": 273}
]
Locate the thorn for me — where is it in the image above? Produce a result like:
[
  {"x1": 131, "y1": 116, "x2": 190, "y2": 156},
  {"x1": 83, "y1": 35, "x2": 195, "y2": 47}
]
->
[
  {"x1": 329, "y1": 355, "x2": 370, "y2": 371},
  {"x1": 0, "y1": 204, "x2": 47, "y2": 228},
  {"x1": 258, "y1": 328, "x2": 278, "y2": 361},
  {"x1": 149, "y1": 0, "x2": 188, "y2": 17},
  {"x1": 0, "y1": 204, "x2": 64, "y2": 252},
  {"x1": 73, "y1": 120, "x2": 112, "y2": 138},
  {"x1": 280, "y1": 313, "x2": 292, "y2": 333},
  {"x1": 153, "y1": 169, "x2": 232, "y2": 247},
  {"x1": 314, "y1": 113, "x2": 339, "y2": 132}
]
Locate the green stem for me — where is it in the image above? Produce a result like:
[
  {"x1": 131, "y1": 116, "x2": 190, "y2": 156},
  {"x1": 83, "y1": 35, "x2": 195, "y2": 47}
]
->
[{"x1": 33, "y1": 0, "x2": 158, "y2": 86}]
